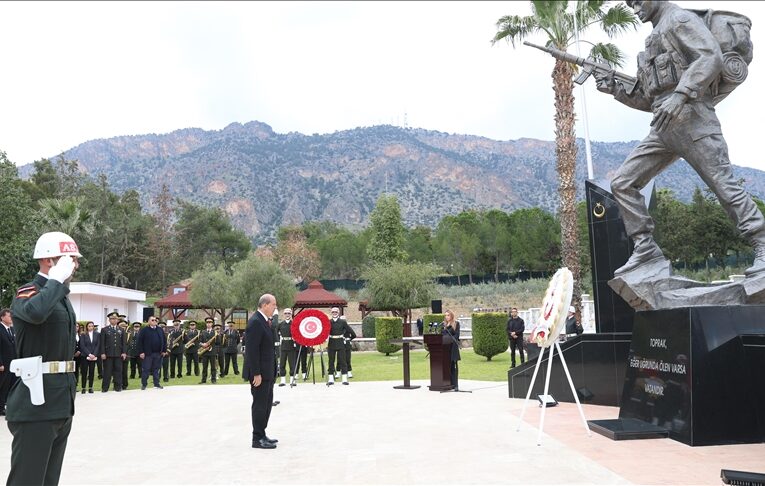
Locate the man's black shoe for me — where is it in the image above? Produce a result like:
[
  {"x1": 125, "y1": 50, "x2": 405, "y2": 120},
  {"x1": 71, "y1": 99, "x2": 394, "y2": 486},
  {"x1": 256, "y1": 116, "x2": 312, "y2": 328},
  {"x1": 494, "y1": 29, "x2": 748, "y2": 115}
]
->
[
  {"x1": 264, "y1": 436, "x2": 278, "y2": 444},
  {"x1": 252, "y1": 438, "x2": 276, "y2": 449},
  {"x1": 272, "y1": 400, "x2": 280, "y2": 406},
  {"x1": 81, "y1": 389, "x2": 86, "y2": 395},
  {"x1": 154, "y1": 385, "x2": 164, "y2": 389},
  {"x1": 115, "y1": 388, "x2": 122, "y2": 392},
  {"x1": 141, "y1": 385, "x2": 146, "y2": 390},
  {"x1": 88, "y1": 389, "x2": 93, "y2": 394},
  {"x1": 163, "y1": 378, "x2": 169, "y2": 382}
]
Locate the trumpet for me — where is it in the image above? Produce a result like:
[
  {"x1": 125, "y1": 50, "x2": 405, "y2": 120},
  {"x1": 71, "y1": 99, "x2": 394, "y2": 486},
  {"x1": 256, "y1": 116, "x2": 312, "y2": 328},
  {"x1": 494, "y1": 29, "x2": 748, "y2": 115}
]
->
[
  {"x1": 184, "y1": 332, "x2": 199, "y2": 350},
  {"x1": 198, "y1": 331, "x2": 217, "y2": 356}
]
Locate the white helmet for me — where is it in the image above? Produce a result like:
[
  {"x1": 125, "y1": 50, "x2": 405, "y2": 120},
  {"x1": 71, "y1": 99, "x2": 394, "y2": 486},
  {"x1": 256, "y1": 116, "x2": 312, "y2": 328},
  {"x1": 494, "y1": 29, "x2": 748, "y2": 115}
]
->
[{"x1": 33, "y1": 232, "x2": 82, "y2": 259}]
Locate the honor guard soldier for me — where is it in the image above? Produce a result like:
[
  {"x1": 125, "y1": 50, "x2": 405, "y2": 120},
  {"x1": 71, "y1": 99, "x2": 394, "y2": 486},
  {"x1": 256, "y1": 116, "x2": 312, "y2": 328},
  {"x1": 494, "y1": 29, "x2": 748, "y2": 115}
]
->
[
  {"x1": 223, "y1": 320, "x2": 240, "y2": 377},
  {"x1": 342, "y1": 315, "x2": 357, "y2": 379},
  {"x1": 118, "y1": 318, "x2": 130, "y2": 389},
  {"x1": 168, "y1": 319, "x2": 185, "y2": 378},
  {"x1": 6, "y1": 231, "x2": 81, "y2": 485},
  {"x1": 159, "y1": 321, "x2": 170, "y2": 382},
  {"x1": 327, "y1": 307, "x2": 353, "y2": 385},
  {"x1": 126, "y1": 322, "x2": 142, "y2": 380},
  {"x1": 184, "y1": 320, "x2": 200, "y2": 376},
  {"x1": 277, "y1": 308, "x2": 297, "y2": 387},
  {"x1": 199, "y1": 318, "x2": 218, "y2": 383},
  {"x1": 215, "y1": 323, "x2": 226, "y2": 377},
  {"x1": 99, "y1": 311, "x2": 126, "y2": 392}
]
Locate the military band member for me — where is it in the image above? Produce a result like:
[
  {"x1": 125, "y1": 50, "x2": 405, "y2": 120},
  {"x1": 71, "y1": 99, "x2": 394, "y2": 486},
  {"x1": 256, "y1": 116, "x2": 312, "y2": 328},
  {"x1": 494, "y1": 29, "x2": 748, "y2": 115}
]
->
[
  {"x1": 6, "y1": 231, "x2": 80, "y2": 485},
  {"x1": 184, "y1": 320, "x2": 200, "y2": 376},
  {"x1": 119, "y1": 318, "x2": 130, "y2": 389},
  {"x1": 277, "y1": 308, "x2": 297, "y2": 386},
  {"x1": 215, "y1": 323, "x2": 226, "y2": 377},
  {"x1": 127, "y1": 322, "x2": 142, "y2": 380},
  {"x1": 327, "y1": 307, "x2": 353, "y2": 385},
  {"x1": 99, "y1": 311, "x2": 126, "y2": 392},
  {"x1": 223, "y1": 320, "x2": 240, "y2": 377},
  {"x1": 168, "y1": 319, "x2": 185, "y2": 378},
  {"x1": 199, "y1": 318, "x2": 218, "y2": 383},
  {"x1": 343, "y1": 315, "x2": 357, "y2": 379},
  {"x1": 159, "y1": 321, "x2": 170, "y2": 382}
]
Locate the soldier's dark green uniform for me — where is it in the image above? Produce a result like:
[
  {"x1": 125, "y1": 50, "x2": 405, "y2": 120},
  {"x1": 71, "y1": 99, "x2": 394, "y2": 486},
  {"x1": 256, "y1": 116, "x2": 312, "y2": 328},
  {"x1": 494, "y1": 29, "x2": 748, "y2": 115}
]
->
[
  {"x1": 168, "y1": 325, "x2": 184, "y2": 378},
  {"x1": 119, "y1": 320, "x2": 130, "y2": 389},
  {"x1": 7, "y1": 274, "x2": 77, "y2": 485},
  {"x1": 159, "y1": 322, "x2": 170, "y2": 382},
  {"x1": 127, "y1": 323, "x2": 141, "y2": 379},
  {"x1": 184, "y1": 323, "x2": 200, "y2": 376},
  {"x1": 343, "y1": 323, "x2": 357, "y2": 376},
  {"x1": 199, "y1": 326, "x2": 218, "y2": 383},
  {"x1": 277, "y1": 318, "x2": 297, "y2": 382},
  {"x1": 214, "y1": 325, "x2": 225, "y2": 377},
  {"x1": 98, "y1": 314, "x2": 125, "y2": 392},
  {"x1": 327, "y1": 317, "x2": 353, "y2": 379},
  {"x1": 223, "y1": 324, "x2": 240, "y2": 376}
]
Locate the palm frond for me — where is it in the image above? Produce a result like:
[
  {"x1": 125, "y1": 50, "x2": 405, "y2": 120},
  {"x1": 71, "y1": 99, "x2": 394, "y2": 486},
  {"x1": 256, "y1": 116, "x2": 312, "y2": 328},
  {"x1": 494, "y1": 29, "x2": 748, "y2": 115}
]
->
[
  {"x1": 600, "y1": 3, "x2": 641, "y2": 37},
  {"x1": 588, "y1": 42, "x2": 627, "y2": 68},
  {"x1": 492, "y1": 15, "x2": 539, "y2": 47}
]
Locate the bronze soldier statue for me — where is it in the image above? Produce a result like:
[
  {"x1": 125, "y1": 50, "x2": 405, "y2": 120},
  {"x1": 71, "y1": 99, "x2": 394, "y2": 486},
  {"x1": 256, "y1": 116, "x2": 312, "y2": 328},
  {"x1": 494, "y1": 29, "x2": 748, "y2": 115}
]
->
[{"x1": 594, "y1": 1, "x2": 765, "y2": 277}]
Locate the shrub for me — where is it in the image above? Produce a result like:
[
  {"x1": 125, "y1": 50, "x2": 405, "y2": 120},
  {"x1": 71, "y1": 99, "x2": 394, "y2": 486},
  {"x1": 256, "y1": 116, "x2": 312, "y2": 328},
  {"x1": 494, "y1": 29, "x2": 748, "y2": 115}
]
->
[
  {"x1": 472, "y1": 312, "x2": 508, "y2": 361},
  {"x1": 362, "y1": 314, "x2": 376, "y2": 338},
  {"x1": 375, "y1": 316, "x2": 402, "y2": 356}
]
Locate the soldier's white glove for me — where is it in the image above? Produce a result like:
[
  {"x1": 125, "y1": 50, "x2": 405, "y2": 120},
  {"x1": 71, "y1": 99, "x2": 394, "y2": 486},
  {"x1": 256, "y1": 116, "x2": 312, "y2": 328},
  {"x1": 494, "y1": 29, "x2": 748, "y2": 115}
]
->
[{"x1": 49, "y1": 255, "x2": 75, "y2": 283}]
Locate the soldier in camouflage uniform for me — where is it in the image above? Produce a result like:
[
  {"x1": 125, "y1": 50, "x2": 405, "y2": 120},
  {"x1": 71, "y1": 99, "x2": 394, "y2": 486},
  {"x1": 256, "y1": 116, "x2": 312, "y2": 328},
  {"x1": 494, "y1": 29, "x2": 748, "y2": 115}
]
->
[{"x1": 6, "y1": 231, "x2": 81, "y2": 485}]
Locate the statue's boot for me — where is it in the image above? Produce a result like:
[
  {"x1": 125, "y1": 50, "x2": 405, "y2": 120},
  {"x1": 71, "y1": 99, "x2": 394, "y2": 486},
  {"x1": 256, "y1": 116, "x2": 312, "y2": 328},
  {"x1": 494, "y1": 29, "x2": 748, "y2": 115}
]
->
[
  {"x1": 614, "y1": 235, "x2": 665, "y2": 276},
  {"x1": 745, "y1": 236, "x2": 765, "y2": 276}
]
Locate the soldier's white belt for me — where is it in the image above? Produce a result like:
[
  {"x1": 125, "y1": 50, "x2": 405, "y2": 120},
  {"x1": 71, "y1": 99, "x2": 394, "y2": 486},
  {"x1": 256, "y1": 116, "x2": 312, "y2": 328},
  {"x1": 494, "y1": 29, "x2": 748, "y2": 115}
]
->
[
  {"x1": 9, "y1": 356, "x2": 73, "y2": 406},
  {"x1": 43, "y1": 361, "x2": 76, "y2": 373},
  {"x1": 329, "y1": 336, "x2": 344, "y2": 339},
  {"x1": 281, "y1": 337, "x2": 293, "y2": 341}
]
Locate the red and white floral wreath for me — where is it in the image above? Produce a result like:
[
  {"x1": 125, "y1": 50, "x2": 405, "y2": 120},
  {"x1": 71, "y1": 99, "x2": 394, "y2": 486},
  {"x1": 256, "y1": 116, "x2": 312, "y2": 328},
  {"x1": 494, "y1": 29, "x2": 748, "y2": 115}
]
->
[{"x1": 529, "y1": 267, "x2": 573, "y2": 348}]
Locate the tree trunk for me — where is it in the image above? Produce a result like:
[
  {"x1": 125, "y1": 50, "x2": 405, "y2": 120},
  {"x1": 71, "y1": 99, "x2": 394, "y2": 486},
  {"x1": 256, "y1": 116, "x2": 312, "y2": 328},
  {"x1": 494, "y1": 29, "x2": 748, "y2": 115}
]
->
[{"x1": 552, "y1": 60, "x2": 582, "y2": 315}]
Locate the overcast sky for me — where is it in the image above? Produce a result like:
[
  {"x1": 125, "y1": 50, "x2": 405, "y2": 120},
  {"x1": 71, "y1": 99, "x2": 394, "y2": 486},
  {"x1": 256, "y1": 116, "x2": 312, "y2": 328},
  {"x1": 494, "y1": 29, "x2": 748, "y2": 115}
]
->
[{"x1": 1, "y1": 1, "x2": 763, "y2": 176}]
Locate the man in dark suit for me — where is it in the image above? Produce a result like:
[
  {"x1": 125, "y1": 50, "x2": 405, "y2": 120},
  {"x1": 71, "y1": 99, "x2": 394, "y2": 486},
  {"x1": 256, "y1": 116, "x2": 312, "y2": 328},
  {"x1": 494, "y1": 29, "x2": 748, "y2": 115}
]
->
[
  {"x1": 0, "y1": 308, "x2": 17, "y2": 415},
  {"x1": 243, "y1": 294, "x2": 278, "y2": 449}
]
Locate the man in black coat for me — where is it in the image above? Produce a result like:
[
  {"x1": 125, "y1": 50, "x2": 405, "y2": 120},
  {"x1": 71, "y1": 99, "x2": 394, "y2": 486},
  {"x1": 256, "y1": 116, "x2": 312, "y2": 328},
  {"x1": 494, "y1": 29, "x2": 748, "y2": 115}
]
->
[
  {"x1": 138, "y1": 316, "x2": 167, "y2": 390},
  {"x1": 243, "y1": 294, "x2": 278, "y2": 449},
  {"x1": 506, "y1": 307, "x2": 525, "y2": 368},
  {"x1": 0, "y1": 308, "x2": 17, "y2": 415}
]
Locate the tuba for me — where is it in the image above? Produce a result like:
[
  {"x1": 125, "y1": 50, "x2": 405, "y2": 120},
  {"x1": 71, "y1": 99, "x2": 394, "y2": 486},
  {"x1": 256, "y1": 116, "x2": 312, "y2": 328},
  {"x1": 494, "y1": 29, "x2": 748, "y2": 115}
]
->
[{"x1": 198, "y1": 331, "x2": 217, "y2": 356}]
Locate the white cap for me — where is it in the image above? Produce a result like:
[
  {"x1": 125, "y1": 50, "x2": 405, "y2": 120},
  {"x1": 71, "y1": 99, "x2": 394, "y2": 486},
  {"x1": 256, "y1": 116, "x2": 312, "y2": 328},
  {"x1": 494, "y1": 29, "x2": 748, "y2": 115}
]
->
[
  {"x1": 568, "y1": 306, "x2": 575, "y2": 313},
  {"x1": 33, "y1": 232, "x2": 82, "y2": 259}
]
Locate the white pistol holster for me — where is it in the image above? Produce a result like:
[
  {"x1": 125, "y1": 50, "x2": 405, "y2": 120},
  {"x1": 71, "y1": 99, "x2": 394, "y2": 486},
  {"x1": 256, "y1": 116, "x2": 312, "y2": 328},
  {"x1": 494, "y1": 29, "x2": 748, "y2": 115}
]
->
[{"x1": 10, "y1": 356, "x2": 45, "y2": 406}]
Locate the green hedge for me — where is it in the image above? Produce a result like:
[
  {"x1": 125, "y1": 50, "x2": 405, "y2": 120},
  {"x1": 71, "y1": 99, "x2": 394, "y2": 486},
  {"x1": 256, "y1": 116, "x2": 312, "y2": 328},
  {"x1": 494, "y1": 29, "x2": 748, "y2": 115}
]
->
[
  {"x1": 375, "y1": 317, "x2": 402, "y2": 355},
  {"x1": 362, "y1": 314, "x2": 376, "y2": 338},
  {"x1": 472, "y1": 312, "x2": 508, "y2": 361},
  {"x1": 423, "y1": 314, "x2": 445, "y2": 335}
]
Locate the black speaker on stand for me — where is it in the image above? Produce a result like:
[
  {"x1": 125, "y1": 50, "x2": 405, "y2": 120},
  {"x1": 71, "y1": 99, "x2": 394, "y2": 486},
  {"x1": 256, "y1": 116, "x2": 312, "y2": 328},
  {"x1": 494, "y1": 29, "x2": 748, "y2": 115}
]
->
[
  {"x1": 142, "y1": 307, "x2": 155, "y2": 322},
  {"x1": 431, "y1": 300, "x2": 442, "y2": 314}
]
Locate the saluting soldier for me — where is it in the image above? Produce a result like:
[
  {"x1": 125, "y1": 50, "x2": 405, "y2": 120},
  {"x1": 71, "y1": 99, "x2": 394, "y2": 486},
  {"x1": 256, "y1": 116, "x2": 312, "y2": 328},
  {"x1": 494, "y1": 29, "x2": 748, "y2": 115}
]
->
[
  {"x1": 6, "y1": 231, "x2": 81, "y2": 485},
  {"x1": 159, "y1": 321, "x2": 170, "y2": 382},
  {"x1": 215, "y1": 323, "x2": 226, "y2": 377},
  {"x1": 199, "y1": 318, "x2": 218, "y2": 383},
  {"x1": 223, "y1": 320, "x2": 240, "y2": 377},
  {"x1": 342, "y1": 315, "x2": 357, "y2": 379},
  {"x1": 118, "y1": 318, "x2": 130, "y2": 389},
  {"x1": 327, "y1": 307, "x2": 353, "y2": 385},
  {"x1": 127, "y1": 322, "x2": 142, "y2": 380},
  {"x1": 168, "y1": 319, "x2": 185, "y2": 378},
  {"x1": 277, "y1": 308, "x2": 297, "y2": 387},
  {"x1": 99, "y1": 311, "x2": 126, "y2": 392},
  {"x1": 184, "y1": 320, "x2": 200, "y2": 376}
]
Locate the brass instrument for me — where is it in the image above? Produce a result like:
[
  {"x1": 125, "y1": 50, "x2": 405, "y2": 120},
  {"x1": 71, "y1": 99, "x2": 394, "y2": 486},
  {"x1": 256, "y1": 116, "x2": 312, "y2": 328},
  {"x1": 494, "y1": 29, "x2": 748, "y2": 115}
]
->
[
  {"x1": 198, "y1": 331, "x2": 217, "y2": 356},
  {"x1": 169, "y1": 330, "x2": 185, "y2": 351},
  {"x1": 184, "y1": 331, "x2": 199, "y2": 350}
]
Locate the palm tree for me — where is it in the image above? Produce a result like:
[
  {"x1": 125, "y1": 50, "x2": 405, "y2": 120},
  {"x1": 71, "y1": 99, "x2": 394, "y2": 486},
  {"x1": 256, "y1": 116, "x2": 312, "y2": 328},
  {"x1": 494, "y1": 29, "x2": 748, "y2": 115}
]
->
[
  {"x1": 492, "y1": 0, "x2": 638, "y2": 314},
  {"x1": 37, "y1": 196, "x2": 96, "y2": 238}
]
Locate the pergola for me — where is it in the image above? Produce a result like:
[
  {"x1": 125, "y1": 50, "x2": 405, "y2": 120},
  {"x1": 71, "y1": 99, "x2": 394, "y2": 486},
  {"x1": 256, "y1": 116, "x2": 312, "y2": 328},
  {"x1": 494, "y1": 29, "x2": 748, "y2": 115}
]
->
[
  {"x1": 154, "y1": 286, "x2": 245, "y2": 325},
  {"x1": 292, "y1": 280, "x2": 348, "y2": 317}
]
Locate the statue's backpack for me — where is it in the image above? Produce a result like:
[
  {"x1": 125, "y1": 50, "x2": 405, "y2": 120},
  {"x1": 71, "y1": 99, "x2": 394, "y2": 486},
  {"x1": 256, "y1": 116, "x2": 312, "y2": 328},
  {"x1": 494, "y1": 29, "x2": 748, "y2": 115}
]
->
[{"x1": 689, "y1": 9, "x2": 753, "y2": 104}]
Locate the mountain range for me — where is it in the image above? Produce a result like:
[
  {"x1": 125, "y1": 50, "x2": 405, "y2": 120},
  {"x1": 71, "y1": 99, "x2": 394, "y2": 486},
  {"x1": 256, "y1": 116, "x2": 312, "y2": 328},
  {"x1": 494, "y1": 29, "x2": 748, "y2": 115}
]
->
[{"x1": 20, "y1": 121, "x2": 765, "y2": 243}]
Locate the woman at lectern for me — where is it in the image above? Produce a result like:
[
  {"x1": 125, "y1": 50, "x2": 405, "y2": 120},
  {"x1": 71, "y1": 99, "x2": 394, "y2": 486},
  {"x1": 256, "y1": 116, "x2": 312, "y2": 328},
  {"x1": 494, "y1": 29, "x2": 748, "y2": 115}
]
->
[{"x1": 441, "y1": 310, "x2": 461, "y2": 391}]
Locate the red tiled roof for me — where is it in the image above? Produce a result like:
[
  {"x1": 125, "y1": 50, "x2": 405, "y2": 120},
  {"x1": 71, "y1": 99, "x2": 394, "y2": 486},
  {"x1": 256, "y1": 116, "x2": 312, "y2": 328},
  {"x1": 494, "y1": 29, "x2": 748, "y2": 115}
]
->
[
  {"x1": 294, "y1": 281, "x2": 347, "y2": 306},
  {"x1": 155, "y1": 290, "x2": 193, "y2": 308}
]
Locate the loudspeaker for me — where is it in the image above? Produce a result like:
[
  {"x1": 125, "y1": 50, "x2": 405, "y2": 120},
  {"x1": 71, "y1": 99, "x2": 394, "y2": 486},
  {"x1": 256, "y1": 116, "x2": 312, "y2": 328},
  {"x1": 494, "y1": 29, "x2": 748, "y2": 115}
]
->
[
  {"x1": 576, "y1": 387, "x2": 594, "y2": 402},
  {"x1": 142, "y1": 307, "x2": 155, "y2": 322},
  {"x1": 431, "y1": 300, "x2": 442, "y2": 314}
]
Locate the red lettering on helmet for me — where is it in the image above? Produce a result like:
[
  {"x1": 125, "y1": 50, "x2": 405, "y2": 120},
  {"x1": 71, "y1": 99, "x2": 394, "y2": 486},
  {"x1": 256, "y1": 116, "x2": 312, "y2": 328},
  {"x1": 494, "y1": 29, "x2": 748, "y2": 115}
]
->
[{"x1": 59, "y1": 241, "x2": 79, "y2": 253}]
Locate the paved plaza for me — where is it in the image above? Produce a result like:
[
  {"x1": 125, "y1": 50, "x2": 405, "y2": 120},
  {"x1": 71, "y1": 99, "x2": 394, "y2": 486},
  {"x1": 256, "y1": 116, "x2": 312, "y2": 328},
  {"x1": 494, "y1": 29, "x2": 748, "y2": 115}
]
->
[{"x1": 1, "y1": 379, "x2": 763, "y2": 485}]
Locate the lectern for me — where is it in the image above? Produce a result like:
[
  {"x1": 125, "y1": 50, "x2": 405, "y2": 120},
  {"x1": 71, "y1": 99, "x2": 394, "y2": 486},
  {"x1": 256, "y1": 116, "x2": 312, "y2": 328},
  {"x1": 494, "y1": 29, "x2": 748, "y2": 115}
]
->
[{"x1": 425, "y1": 334, "x2": 452, "y2": 391}]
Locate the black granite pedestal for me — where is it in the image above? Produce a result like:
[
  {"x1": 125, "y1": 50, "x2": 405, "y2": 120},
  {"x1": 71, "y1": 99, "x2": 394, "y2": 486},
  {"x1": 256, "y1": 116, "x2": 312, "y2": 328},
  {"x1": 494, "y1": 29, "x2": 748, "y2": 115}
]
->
[{"x1": 590, "y1": 306, "x2": 765, "y2": 446}]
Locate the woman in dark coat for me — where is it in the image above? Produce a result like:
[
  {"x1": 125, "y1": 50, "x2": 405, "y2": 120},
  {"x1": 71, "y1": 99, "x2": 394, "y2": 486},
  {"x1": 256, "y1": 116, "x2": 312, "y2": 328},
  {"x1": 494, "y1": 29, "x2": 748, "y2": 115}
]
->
[
  {"x1": 79, "y1": 321, "x2": 100, "y2": 393},
  {"x1": 442, "y1": 309, "x2": 461, "y2": 391}
]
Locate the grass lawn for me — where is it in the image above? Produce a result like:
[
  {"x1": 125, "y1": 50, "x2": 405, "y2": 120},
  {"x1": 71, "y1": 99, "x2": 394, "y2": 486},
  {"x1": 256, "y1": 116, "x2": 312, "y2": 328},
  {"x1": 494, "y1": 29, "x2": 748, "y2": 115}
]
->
[{"x1": 124, "y1": 348, "x2": 515, "y2": 388}]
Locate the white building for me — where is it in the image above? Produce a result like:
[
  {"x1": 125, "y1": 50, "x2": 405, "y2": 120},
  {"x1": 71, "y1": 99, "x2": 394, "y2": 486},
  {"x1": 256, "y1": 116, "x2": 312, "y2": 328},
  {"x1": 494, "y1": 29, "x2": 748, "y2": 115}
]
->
[{"x1": 68, "y1": 282, "x2": 147, "y2": 326}]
